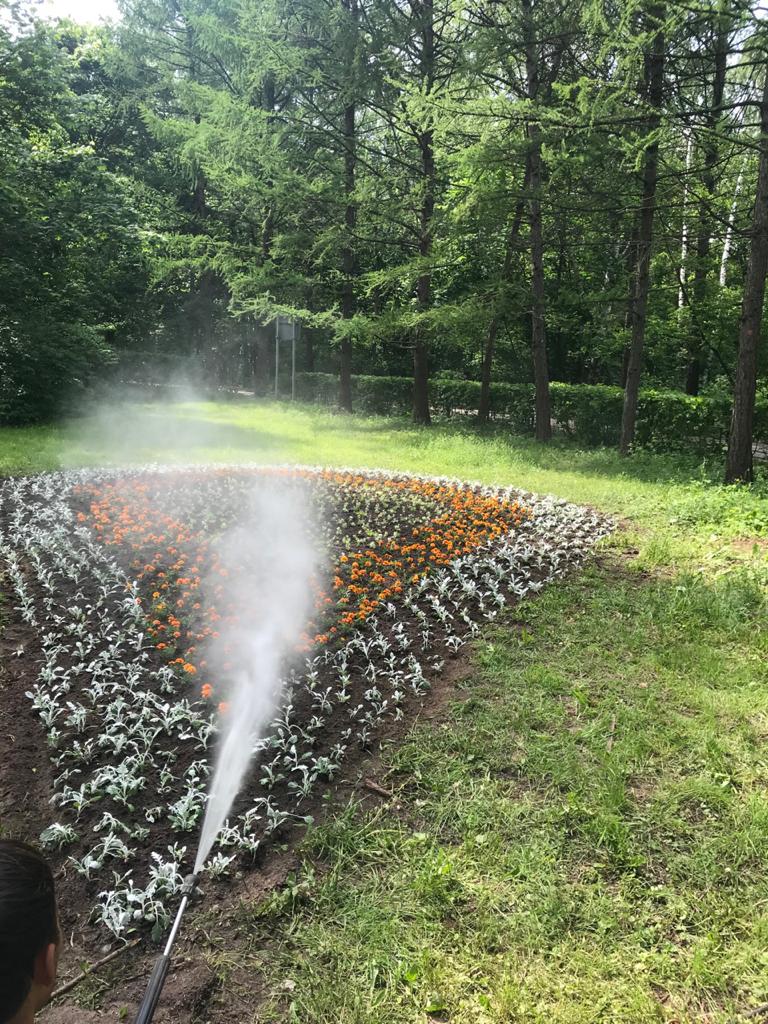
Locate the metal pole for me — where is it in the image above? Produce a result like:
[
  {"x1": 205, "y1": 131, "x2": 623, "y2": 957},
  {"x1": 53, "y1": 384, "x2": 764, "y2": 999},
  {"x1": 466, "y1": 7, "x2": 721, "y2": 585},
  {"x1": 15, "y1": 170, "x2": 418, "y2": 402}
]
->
[
  {"x1": 133, "y1": 873, "x2": 198, "y2": 1024},
  {"x1": 291, "y1": 326, "x2": 296, "y2": 401},
  {"x1": 274, "y1": 319, "x2": 279, "y2": 398}
]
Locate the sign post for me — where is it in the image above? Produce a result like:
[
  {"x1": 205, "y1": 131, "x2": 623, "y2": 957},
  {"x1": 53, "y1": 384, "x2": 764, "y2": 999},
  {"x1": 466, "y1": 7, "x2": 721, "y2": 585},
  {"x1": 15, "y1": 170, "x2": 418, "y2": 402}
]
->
[{"x1": 274, "y1": 315, "x2": 298, "y2": 399}]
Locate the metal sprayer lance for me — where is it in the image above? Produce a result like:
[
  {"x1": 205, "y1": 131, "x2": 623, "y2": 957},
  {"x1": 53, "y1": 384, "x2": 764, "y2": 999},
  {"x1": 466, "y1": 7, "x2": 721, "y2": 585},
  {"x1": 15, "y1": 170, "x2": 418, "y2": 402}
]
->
[{"x1": 133, "y1": 872, "x2": 199, "y2": 1024}]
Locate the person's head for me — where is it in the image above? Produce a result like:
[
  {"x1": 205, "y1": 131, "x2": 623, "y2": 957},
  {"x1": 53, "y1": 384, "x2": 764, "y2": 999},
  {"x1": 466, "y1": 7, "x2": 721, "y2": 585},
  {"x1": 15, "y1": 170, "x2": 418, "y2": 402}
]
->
[{"x1": 0, "y1": 840, "x2": 60, "y2": 1023}]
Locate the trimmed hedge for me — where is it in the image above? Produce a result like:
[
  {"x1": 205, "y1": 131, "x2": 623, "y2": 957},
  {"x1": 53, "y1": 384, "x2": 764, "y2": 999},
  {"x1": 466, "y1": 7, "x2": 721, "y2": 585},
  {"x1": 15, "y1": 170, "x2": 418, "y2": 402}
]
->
[
  {"x1": 294, "y1": 373, "x2": 413, "y2": 415},
  {"x1": 295, "y1": 372, "x2": 768, "y2": 455}
]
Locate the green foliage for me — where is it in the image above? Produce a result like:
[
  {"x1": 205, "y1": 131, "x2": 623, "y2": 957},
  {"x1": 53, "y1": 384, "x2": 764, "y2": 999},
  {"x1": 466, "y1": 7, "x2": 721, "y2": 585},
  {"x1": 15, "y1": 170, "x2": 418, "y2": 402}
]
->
[
  {"x1": 295, "y1": 373, "x2": 768, "y2": 455},
  {"x1": 295, "y1": 373, "x2": 413, "y2": 415},
  {"x1": 1, "y1": 0, "x2": 766, "y2": 464},
  {"x1": 0, "y1": 14, "x2": 156, "y2": 424},
  {"x1": 0, "y1": 320, "x2": 111, "y2": 425}
]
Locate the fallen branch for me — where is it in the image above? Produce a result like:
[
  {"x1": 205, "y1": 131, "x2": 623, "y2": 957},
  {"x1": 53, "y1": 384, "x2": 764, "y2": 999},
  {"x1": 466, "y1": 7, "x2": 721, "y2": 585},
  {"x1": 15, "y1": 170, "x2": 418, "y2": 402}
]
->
[
  {"x1": 363, "y1": 777, "x2": 393, "y2": 799},
  {"x1": 51, "y1": 938, "x2": 141, "y2": 999},
  {"x1": 741, "y1": 1003, "x2": 768, "y2": 1020}
]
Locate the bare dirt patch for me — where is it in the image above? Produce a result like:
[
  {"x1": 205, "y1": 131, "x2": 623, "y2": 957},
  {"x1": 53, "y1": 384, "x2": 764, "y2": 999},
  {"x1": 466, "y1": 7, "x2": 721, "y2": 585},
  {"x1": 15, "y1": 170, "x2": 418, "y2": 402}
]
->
[{"x1": 730, "y1": 536, "x2": 768, "y2": 558}]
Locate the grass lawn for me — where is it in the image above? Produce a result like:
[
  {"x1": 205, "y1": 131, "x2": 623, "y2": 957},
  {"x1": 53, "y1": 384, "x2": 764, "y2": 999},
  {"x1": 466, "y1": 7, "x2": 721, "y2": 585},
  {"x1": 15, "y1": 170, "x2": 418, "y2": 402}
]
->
[{"x1": 3, "y1": 399, "x2": 768, "y2": 1022}]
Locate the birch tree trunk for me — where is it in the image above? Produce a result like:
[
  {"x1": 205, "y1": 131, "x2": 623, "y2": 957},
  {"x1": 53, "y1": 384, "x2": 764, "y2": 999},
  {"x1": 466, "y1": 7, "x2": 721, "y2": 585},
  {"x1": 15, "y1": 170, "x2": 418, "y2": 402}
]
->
[
  {"x1": 685, "y1": 14, "x2": 728, "y2": 395},
  {"x1": 678, "y1": 132, "x2": 693, "y2": 309},
  {"x1": 720, "y1": 161, "x2": 744, "y2": 286}
]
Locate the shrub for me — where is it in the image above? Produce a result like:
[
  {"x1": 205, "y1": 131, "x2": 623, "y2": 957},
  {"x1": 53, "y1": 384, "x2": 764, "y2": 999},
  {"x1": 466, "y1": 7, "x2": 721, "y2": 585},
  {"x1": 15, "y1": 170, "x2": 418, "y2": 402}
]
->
[
  {"x1": 634, "y1": 389, "x2": 731, "y2": 453},
  {"x1": 295, "y1": 373, "x2": 412, "y2": 415},
  {"x1": 550, "y1": 383, "x2": 624, "y2": 446},
  {"x1": 294, "y1": 373, "x2": 768, "y2": 455},
  {"x1": 0, "y1": 317, "x2": 112, "y2": 425}
]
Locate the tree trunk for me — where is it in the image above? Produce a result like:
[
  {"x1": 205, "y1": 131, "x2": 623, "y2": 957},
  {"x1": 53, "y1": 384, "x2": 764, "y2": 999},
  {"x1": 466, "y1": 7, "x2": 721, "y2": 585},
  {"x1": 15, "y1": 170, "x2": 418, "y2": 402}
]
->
[
  {"x1": 412, "y1": 335, "x2": 430, "y2": 424},
  {"x1": 527, "y1": 134, "x2": 552, "y2": 441},
  {"x1": 620, "y1": 221, "x2": 638, "y2": 387},
  {"x1": 725, "y1": 61, "x2": 768, "y2": 484},
  {"x1": 478, "y1": 186, "x2": 527, "y2": 425},
  {"x1": 720, "y1": 160, "x2": 744, "y2": 286},
  {"x1": 412, "y1": 0, "x2": 434, "y2": 426},
  {"x1": 685, "y1": 14, "x2": 728, "y2": 395},
  {"x1": 339, "y1": 102, "x2": 355, "y2": 412},
  {"x1": 522, "y1": 0, "x2": 551, "y2": 442},
  {"x1": 261, "y1": 71, "x2": 276, "y2": 261},
  {"x1": 678, "y1": 132, "x2": 693, "y2": 309},
  {"x1": 339, "y1": 0, "x2": 358, "y2": 413},
  {"x1": 478, "y1": 317, "x2": 500, "y2": 425},
  {"x1": 339, "y1": 342, "x2": 353, "y2": 411},
  {"x1": 620, "y1": 7, "x2": 665, "y2": 455}
]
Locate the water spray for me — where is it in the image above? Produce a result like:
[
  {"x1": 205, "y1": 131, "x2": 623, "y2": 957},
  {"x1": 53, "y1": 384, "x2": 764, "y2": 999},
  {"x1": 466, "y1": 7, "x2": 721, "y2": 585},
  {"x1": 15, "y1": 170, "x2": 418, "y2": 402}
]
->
[
  {"x1": 132, "y1": 483, "x2": 317, "y2": 1023},
  {"x1": 133, "y1": 872, "x2": 199, "y2": 1024}
]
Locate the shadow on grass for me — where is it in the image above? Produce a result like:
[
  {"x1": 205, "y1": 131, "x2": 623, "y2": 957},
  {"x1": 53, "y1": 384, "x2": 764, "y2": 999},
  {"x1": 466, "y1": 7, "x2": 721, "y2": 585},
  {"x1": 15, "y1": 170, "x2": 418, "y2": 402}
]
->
[
  {"x1": 4, "y1": 399, "x2": 765, "y2": 509},
  {"x1": 58, "y1": 404, "x2": 286, "y2": 461},
  {"x1": 108, "y1": 399, "x2": 714, "y2": 487}
]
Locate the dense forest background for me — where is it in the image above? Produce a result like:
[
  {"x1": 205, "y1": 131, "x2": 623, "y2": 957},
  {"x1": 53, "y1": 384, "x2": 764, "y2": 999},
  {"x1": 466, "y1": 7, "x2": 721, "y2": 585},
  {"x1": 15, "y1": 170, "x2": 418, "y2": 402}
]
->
[{"x1": 1, "y1": 0, "x2": 767, "y2": 479}]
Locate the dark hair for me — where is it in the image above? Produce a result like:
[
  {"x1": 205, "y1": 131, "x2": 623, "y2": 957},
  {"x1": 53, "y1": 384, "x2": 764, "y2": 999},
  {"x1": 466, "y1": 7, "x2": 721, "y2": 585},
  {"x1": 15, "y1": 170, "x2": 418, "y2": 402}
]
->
[{"x1": 0, "y1": 840, "x2": 58, "y2": 1023}]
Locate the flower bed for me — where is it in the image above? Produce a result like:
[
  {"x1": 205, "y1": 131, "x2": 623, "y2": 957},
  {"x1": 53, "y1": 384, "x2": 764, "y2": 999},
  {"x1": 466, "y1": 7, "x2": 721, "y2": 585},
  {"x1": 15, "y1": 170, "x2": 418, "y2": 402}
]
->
[{"x1": 0, "y1": 465, "x2": 611, "y2": 939}]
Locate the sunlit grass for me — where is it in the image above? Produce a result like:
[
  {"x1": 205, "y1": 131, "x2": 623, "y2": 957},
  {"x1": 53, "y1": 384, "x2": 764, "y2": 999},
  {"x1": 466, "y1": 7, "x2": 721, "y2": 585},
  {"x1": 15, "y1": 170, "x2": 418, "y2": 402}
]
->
[{"x1": 2, "y1": 398, "x2": 767, "y2": 537}]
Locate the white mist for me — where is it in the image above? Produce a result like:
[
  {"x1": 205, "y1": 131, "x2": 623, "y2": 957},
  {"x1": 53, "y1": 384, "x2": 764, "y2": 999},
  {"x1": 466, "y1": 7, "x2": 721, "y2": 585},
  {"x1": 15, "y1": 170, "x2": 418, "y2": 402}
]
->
[{"x1": 194, "y1": 479, "x2": 317, "y2": 872}]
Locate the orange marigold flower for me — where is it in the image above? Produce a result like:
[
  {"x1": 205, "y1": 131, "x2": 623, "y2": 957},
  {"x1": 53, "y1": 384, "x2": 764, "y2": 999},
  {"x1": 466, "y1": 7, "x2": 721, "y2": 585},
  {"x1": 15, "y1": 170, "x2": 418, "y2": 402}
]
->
[{"x1": 201, "y1": 683, "x2": 213, "y2": 699}]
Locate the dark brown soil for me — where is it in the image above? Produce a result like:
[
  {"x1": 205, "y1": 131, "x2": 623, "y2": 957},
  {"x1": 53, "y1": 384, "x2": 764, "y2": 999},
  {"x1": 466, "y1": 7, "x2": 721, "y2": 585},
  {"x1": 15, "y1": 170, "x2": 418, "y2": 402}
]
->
[
  {"x1": 0, "y1": 591, "x2": 112, "y2": 961},
  {"x1": 34, "y1": 656, "x2": 475, "y2": 1022}
]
